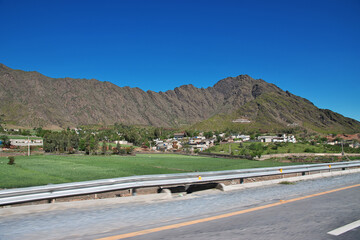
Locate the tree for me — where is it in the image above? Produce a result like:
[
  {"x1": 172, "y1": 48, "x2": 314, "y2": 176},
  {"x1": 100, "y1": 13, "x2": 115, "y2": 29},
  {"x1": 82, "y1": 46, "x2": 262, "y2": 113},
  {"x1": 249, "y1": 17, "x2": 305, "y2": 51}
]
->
[
  {"x1": 43, "y1": 131, "x2": 79, "y2": 153},
  {"x1": 85, "y1": 135, "x2": 99, "y2": 155},
  {"x1": 154, "y1": 127, "x2": 162, "y2": 139},
  {"x1": 183, "y1": 143, "x2": 190, "y2": 153},
  {"x1": 0, "y1": 135, "x2": 11, "y2": 148},
  {"x1": 101, "y1": 140, "x2": 107, "y2": 155},
  {"x1": 204, "y1": 131, "x2": 213, "y2": 139},
  {"x1": 0, "y1": 114, "x2": 4, "y2": 132},
  {"x1": 35, "y1": 127, "x2": 48, "y2": 137},
  {"x1": 79, "y1": 138, "x2": 86, "y2": 151},
  {"x1": 216, "y1": 135, "x2": 222, "y2": 144},
  {"x1": 320, "y1": 137, "x2": 328, "y2": 143},
  {"x1": 116, "y1": 142, "x2": 121, "y2": 154},
  {"x1": 185, "y1": 130, "x2": 194, "y2": 138}
]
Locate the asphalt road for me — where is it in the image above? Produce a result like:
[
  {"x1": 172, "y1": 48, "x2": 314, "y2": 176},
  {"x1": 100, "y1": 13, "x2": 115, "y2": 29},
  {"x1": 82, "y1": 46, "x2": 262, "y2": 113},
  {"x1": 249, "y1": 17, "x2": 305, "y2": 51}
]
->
[
  {"x1": 1, "y1": 173, "x2": 360, "y2": 240},
  {"x1": 95, "y1": 185, "x2": 359, "y2": 240}
]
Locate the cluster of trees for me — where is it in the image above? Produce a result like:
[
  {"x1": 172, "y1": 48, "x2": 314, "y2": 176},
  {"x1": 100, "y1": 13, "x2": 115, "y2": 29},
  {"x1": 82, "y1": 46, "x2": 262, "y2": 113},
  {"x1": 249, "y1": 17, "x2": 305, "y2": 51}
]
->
[
  {"x1": 43, "y1": 131, "x2": 79, "y2": 153},
  {"x1": 43, "y1": 131, "x2": 131, "y2": 155},
  {"x1": 2, "y1": 124, "x2": 176, "y2": 148},
  {"x1": 42, "y1": 125, "x2": 144, "y2": 154},
  {"x1": 111, "y1": 142, "x2": 134, "y2": 155},
  {"x1": 113, "y1": 123, "x2": 174, "y2": 146},
  {"x1": 237, "y1": 143, "x2": 265, "y2": 158}
]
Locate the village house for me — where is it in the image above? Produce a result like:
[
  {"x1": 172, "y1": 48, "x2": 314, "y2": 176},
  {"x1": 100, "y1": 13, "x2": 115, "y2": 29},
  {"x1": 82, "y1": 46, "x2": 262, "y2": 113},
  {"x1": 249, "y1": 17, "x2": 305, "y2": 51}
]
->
[
  {"x1": 188, "y1": 139, "x2": 215, "y2": 152},
  {"x1": 349, "y1": 142, "x2": 360, "y2": 148},
  {"x1": 258, "y1": 134, "x2": 296, "y2": 143},
  {"x1": 258, "y1": 136, "x2": 275, "y2": 143},
  {"x1": 155, "y1": 139, "x2": 178, "y2": 152},
  {"x1": 238, "y1": 135, "x2": 251, "y2": 141},
  {"x1": 229, "y1": 134, "x2": 250, "y2": 142},
  {"x1": 114, "y1": 140, "x2": 133, "y2": 146},
  {"x1": 173, "y1": 133, "x2": 185, "y2": 140},
  {"x1": 193, "y1": 135, "x2": 206, "y2": 140}
]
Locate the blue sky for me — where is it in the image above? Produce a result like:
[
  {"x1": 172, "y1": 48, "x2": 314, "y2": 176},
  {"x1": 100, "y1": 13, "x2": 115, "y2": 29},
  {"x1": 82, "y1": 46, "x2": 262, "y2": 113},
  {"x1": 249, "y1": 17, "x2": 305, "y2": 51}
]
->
[{"x1": 1, "y1": 0, "x2": 359, "y2": 121}]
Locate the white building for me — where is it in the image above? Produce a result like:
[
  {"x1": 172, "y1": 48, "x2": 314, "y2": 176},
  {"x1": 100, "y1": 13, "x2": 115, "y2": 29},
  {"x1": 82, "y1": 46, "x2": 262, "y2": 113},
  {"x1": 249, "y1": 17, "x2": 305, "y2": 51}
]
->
[
  {"x1": 258, "y1": 136, "x2": 276, "y2": 143},
  {"x1": 10, "y1": 139, "x2": 43, "y2": 146},
  {"x1": 258, "y1": 134, "x2": 296, "y2": 143},
  {"x1": 231, "y1": 134, "x2": 250, "y2": 142},
  {"x1": 188, "y1": 139, "x2": 214, "y2": 152},
  {"x1": 114, "y1": 140, "x2": 133, "y2": 146}
]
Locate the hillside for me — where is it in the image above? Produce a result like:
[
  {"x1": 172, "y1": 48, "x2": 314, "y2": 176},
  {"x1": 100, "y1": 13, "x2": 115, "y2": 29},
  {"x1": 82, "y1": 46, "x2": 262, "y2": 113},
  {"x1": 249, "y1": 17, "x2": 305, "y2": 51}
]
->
[
  {"x1": 1, "y1": 63, "x2": 359, "y2": 133},
  {"x1": 192, "y1": 91, "x2": 360, "y2": 134}
]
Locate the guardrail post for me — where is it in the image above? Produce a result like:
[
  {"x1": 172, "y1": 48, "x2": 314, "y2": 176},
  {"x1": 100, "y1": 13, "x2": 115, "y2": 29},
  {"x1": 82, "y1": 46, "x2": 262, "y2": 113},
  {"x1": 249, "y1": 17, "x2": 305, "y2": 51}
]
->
[
  {"x1": 302, "y1": 172, "x2": 306, "y2": 176},
  {"x1": 131, "y1": 188, "x2": 136, "y2": 196},
  {"x1": 342, "y1": 167, "x2": 346, "y2": 171},
  {"x1": 240, "y1": 178, "x2": 244, "y2": 184}
]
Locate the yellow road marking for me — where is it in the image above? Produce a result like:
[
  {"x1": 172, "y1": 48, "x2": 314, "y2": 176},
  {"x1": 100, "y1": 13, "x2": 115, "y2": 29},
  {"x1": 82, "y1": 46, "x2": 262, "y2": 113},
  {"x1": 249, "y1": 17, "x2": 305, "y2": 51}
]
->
[{"x1": 97, "y1": 183, "x2": 360, "y2": 240}]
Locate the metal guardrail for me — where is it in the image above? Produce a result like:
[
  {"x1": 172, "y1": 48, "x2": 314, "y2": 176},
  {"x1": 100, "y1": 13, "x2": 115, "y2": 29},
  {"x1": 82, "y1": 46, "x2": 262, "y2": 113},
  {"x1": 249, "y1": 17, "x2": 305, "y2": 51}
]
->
[{"x1": 1, "y1": 160, "x2": 360, "y2": 206}]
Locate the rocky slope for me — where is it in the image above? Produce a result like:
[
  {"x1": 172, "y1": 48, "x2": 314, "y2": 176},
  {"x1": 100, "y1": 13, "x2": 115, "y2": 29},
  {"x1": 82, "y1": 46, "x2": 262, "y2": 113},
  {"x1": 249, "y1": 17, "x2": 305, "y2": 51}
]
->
[{"x1": 1, "y1": 63, "x2": 359, "y2": 133}]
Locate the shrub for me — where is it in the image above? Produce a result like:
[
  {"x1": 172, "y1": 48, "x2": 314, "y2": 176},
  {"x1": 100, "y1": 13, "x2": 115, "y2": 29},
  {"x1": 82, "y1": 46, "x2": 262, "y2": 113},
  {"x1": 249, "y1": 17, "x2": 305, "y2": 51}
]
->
[
  {"x1": 8, "y1": 156, "x2": 15, "y2": 165},
  {"x1": 119, "y1": 148, "x2": 127, "y2": 155},
  {"x1": 304, "y1": 148, "x2": 314, "y2": 153},
  {"x1": 112, "y1": 147, "x2": 119, "y2": 154},
  {"x1": 271, "y1": 144, "x2": 278, "y2": 150},
  {"x1": 68, "y1": 147, "x2": 75, "y2": 154},
  {"x1": 125, "y1": 147, "x2": 133, "y2": 154}
]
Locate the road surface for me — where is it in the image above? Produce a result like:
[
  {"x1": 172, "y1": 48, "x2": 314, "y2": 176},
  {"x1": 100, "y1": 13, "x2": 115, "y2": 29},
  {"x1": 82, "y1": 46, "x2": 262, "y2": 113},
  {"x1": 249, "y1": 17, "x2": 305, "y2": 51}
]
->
[{"x1": 1, "y1": 173, "x2": 359, "y2": 240}]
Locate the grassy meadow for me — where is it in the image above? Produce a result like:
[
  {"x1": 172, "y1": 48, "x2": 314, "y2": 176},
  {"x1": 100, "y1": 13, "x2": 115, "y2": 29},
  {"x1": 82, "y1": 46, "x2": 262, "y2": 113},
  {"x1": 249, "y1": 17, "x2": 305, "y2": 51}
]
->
[{"x1": 0, "y1": 154, "x2": 304, "y2": 189}]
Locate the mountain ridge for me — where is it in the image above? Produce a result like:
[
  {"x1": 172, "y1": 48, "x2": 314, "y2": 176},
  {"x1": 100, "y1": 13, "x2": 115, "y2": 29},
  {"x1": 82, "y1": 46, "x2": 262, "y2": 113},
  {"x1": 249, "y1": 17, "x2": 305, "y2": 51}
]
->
[{"x1": 1, "y1": 63, "x2": 359, "y2": 133}]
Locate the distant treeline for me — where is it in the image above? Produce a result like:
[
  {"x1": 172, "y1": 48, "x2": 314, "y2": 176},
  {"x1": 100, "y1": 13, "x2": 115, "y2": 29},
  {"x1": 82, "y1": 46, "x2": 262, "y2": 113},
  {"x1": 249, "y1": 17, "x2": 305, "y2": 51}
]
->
[{"x1": 41, "y1": 123, "x2": 176, "y2": 154}]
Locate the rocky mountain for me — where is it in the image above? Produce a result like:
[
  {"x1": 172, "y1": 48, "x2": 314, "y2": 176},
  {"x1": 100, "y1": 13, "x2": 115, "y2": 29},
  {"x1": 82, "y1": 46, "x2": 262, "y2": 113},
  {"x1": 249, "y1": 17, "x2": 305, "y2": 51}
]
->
[
  {"x1": 1, "y1": 63, "x2": 359, "y2": 133},
  {"x1": 192, "y1": 90, "x2": 360, "y2": 134}
]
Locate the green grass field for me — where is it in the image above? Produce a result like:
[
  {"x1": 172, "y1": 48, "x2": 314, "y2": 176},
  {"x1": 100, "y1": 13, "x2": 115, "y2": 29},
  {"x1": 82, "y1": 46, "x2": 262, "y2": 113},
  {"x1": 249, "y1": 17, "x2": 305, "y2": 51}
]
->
[{"x1": 0, "y1": 154, "x2": 304, "y2": 189}]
